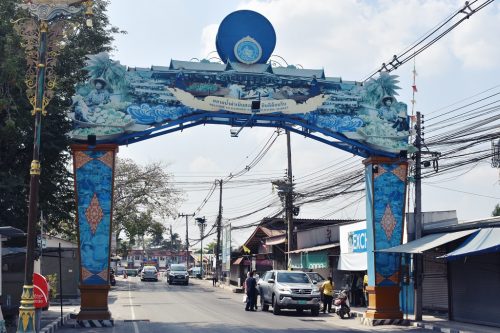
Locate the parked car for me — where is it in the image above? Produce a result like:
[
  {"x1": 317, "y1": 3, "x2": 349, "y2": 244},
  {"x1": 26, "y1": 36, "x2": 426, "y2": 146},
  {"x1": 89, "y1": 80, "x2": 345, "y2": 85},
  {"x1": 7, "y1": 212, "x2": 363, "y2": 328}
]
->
[
  {"x1": 258, "y1": 270, "x2": 321, "y2": 316},
  {"x1": 140, "y1": 266, "x2": 159, "y2": 282},
  {"x1": 125, "y1": 268, "x2": 138, "y2": 277},
  {"x1": 305, "y1": 272, "x2": 325, "y2": 284},
  {"x1": 167, "y1": 264, "x2": 189, "y2": 285}
]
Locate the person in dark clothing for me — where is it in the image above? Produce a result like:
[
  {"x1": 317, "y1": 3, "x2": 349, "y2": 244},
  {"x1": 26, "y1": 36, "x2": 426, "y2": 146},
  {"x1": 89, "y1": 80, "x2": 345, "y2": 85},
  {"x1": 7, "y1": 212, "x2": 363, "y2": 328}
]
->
[{"x1": 245, "y1": 271, "x2": 257, "y2": 311}]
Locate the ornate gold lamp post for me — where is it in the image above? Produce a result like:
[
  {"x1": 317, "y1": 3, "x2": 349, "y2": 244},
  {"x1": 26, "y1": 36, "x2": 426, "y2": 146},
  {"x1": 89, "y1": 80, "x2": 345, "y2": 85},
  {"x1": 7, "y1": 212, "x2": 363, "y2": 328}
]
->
[{"x1": 13, "y1": 1, "x2": 93, "y2": 332}]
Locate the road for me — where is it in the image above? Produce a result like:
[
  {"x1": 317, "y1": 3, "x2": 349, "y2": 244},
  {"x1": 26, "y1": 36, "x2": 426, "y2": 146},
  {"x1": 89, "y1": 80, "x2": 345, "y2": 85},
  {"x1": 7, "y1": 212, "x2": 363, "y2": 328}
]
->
[{"x1": 55, "y1": 275, "x2": 429, "y2": 333}]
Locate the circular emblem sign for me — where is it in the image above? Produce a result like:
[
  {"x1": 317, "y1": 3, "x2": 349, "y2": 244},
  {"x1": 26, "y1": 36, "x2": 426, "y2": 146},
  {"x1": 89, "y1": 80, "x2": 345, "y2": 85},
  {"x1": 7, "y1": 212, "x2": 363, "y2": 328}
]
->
[
  {"x1": 234, "y1": 36, "x2": 262, "y2": 64},
  {"x1": 216, "y1": 10, "x2": 276, "y2": 64}
]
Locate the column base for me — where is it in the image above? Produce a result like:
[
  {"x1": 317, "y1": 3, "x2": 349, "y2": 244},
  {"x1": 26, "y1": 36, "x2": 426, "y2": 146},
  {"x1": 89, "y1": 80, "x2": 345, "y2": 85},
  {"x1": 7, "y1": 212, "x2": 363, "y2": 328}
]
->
[
  {"x1": 77, "y1": 285, "x2": 112, "y2": 321},
  {"x1": 364, "y1": 285, "x2": 403, "y2": 320}
]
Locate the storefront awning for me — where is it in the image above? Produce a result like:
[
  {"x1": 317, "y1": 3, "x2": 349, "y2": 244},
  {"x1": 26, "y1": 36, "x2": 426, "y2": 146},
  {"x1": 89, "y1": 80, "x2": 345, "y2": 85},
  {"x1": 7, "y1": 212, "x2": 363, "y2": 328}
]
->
[
  {"x1": 378, "y1": 229, "x2": 478, "y2": 254},
  {"x1": 233, "y1": 257, "x2": 243, "y2": 265},
  {"x1": 439, "y1": 228, "x2": 500, "y2": 259},
  {"x1": 287, "y1": 242, "x2": 339, "y2": 254},
  {"x1": 338, "y1": 252, "x2": 367, "y2": 271},
  {"x1": 265, "y1": 234, "x2": 286, "y2": 246}
]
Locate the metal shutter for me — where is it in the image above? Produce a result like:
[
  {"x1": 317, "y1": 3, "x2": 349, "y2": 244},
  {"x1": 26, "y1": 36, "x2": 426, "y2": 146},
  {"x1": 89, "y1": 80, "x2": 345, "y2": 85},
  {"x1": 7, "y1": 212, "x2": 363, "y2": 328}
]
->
[
  {"x1": 422, "y1": 249, "x2": 449, "y2": 311},
  {"x1": 449, "y1": 252, "x2": 500, "y2": 327}
]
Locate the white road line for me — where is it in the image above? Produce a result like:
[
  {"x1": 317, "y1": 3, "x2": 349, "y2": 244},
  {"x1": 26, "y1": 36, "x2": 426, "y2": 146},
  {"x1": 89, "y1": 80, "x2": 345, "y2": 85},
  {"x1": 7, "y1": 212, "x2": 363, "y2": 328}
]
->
[{"x1": 128, "y1": 279, "x2": 139, "y2": 333}]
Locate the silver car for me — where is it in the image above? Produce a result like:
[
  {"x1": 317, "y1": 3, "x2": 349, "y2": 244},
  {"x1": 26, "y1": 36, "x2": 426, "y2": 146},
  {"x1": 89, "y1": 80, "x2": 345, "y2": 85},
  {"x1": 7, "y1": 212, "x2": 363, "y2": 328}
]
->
[
  {"x1": 167, "y1": 264, "x2": 189, "y2": 285},
  {"x1": 140, "y1": 266, "x2": 158, "y2": 281},
  {"x1": 258, "y1": 270, "x2": 321, "y2": 316}
]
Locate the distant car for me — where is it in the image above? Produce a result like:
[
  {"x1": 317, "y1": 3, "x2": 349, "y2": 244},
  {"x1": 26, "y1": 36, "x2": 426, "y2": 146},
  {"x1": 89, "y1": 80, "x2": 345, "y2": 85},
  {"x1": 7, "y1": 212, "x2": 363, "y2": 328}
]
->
[
  {"x1": 125, "y1": 269, "x2": 138, "y2": 277},
  {"x1": 305, "y1": 272, "x2": 325, "y2": 284},
  {"x1": 258, "y1": 270, "x2": 321, "y2": 316},
  {"x1": 141, "y1": 266, "x2": 159, "y2": 282},
  {"x1": 167, "y1": 264, "x2": 189, "y2": 285}
]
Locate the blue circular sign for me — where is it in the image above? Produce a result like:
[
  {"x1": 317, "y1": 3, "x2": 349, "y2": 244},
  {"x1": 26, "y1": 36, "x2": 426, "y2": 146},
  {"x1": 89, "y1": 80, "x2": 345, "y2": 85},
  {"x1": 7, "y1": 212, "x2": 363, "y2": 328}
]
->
[
  {"x1": 216, "y1": 10, "x2": 276, "y2": 64},
  {"x1": 234, "y1": 36, "x2": 262, "y2": 64}
]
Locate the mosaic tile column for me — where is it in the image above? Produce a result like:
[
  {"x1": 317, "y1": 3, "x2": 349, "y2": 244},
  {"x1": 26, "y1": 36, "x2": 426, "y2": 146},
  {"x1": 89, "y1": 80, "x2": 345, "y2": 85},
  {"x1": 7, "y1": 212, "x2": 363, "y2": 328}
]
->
[
  {"x1": 364, "y1": 156, "x2": 407, "y2": 320},
  {"x1": 71, "y1": 144, "x2": 118, "y2": 320}
]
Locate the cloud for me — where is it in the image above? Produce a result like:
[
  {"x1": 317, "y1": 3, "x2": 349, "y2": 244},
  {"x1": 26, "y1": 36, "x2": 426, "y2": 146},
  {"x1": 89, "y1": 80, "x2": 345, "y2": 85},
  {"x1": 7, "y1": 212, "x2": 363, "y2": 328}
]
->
[{"x1": 189, "y1": 156, "x2": 221, "y2": 174}]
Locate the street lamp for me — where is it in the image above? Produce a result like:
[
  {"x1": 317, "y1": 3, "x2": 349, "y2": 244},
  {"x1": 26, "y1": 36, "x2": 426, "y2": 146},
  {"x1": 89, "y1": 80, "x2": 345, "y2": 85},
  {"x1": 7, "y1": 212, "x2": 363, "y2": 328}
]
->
[
  {"x1": 12, "y1": 1, "x2": 93, "y2": 332},
  {"x1": 195, "y1": 217, "x2": 206, "y2": 279}
]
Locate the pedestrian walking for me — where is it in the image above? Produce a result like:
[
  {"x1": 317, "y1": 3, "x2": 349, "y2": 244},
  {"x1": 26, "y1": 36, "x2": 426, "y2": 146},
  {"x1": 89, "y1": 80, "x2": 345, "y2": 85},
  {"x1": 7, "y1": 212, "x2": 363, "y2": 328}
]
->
[
  {"x1": 212, "y1": 271, "x2": 218, "y2": 287},
  {"x1": 321, "y1": 276, "x2": 334, "y2": 313},
  {"x1": 244, "y1": 271, "x2": 257, "y2": 311}
]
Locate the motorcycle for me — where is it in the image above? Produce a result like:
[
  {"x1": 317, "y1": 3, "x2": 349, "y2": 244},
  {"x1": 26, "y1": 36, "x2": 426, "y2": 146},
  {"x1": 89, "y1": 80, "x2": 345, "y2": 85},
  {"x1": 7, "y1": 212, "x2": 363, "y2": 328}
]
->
[
  {"x1": 110, "y1": 269, "x2": 116, "y2": 286},
  {"x1": 333, "y1": 290, "x2": 350, "y2": 319}
]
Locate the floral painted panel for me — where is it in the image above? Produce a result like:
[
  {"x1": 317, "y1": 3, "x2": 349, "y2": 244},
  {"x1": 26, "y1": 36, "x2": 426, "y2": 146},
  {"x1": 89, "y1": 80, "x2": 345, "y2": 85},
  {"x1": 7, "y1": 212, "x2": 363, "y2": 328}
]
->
[{"x1": 74, "y1": 149, "x2": 115, "y2": 285}]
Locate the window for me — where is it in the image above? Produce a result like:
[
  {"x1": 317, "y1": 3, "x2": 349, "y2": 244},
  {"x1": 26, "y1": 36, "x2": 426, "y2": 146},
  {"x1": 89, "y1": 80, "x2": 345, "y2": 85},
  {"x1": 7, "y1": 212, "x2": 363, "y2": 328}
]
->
[{"x1": 135, "y1": 255, "x2": 140, "y2": 260}]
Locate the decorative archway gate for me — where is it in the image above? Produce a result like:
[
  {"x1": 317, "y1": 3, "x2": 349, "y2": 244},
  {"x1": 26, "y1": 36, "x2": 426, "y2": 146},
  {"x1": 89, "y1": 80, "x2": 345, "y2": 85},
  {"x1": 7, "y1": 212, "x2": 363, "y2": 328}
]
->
[{"x1": 70, "y1": 10, "x2": 410, "y2": 323}]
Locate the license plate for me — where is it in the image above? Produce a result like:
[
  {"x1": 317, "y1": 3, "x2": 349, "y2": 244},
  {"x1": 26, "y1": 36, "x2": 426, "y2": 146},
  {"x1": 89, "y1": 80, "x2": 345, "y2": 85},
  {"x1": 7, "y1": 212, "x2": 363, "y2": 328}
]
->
[{"x1": 298, "y1": 300, "x2": 307, "y2": 304}]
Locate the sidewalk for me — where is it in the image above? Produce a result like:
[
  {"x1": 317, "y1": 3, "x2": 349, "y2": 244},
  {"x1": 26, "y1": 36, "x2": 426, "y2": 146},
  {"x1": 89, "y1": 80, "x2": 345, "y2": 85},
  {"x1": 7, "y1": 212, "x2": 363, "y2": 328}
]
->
[{"x1": 207, "y1": 279, "x2": 499, "y2": 333}]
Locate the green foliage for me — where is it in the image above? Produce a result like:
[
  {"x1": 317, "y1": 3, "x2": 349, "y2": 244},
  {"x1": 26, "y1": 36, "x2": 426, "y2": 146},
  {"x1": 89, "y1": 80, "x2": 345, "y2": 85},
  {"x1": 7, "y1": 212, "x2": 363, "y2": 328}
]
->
[
  {"x1": 492, "y1": 203, "x2": 500, "y2": 217},
  {"x1": 113, "y1": 157, "x2": 182, "y2": 245},
  {"x1": 0, "y1": 0, "x2": 122, "y2": 237},
  {"x1": 45, "y1": 273, "x2": 58, "y2": 299}
]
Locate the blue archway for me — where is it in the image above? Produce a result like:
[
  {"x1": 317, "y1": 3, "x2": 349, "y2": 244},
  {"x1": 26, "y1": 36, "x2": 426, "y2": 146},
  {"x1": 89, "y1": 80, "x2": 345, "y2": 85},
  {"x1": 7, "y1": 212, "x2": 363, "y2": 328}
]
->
[{"x1": 70, "y1": 10, "x2": 410, "y2": 323}]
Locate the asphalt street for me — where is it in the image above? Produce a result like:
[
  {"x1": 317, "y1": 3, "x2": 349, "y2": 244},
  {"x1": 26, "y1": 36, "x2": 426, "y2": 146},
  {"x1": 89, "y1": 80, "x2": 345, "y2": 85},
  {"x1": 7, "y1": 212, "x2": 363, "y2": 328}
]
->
[{"x1": 54, "y1": 275, "x2": 430, "y2": 333}]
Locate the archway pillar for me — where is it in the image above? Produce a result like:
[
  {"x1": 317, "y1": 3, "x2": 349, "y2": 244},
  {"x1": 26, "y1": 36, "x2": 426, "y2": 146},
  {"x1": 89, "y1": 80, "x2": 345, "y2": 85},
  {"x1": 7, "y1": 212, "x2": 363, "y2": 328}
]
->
[
  {"x1": 71, "y1": 144, "x2": 118, "y2": 321},
  {"x1": 363, "y1": 156, "x2": 407, "y2": 320}
]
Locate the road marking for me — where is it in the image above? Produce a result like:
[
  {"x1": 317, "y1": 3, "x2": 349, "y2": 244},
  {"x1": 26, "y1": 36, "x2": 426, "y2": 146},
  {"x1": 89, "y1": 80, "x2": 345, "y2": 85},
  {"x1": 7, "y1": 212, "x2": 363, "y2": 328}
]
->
[{"x1": 128, "y1": 279, "x2": 139, "y2": 333}]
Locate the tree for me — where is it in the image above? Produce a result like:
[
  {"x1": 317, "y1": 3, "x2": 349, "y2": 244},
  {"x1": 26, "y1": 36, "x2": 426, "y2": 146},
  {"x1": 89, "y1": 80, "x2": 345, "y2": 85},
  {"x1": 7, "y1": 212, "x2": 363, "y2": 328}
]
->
[
  {"x1": 0, "y1": 0, "x2": 122, "y2": 237},
  {"x1": 492, "y1": 204, "x2": 500, "y2": 217},
  {"x1": 113, "y1": 158, "x2": 182, "y2": 244},
  {"x1": 149, "y1": 221, "x2": 166, "y2": 247},
  {"x1": 204, "y1": 240, "x2": 217, "y2": 254}
]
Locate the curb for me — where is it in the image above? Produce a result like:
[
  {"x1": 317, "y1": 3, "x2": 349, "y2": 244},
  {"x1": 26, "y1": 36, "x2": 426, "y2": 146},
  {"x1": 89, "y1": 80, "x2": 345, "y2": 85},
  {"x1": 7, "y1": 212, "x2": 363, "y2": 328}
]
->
[
  {"x1": 40, "y1": 312, "x2": 72, "y2": 333},
  {"x1": 410, "y1": 322, "x2": 461, "y2": 333}
]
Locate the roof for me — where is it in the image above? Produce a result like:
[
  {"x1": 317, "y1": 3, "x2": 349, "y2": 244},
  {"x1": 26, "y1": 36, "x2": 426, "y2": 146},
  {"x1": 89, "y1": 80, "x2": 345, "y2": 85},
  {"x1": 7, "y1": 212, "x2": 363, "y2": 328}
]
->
[
  {"x1": 272, "y1": 67, "x2": 324, "y2": 79},
  {"x1": 0, "y1": 226, "x2": 24, "y2": 238},
  {"x1": 287, "y1": 242, "x2": 339, "y2": 254},
  {"x1": 379, "y1": 229, "x2": 478, "y2": 254},
  {"x1": 225, "y1": 61, "x2": 272, "y2": 74},
  {"x1": 424, "y1": 216, "x2": 500, "y2": 234},
  {"x1": 439, "y1": 228, "x2": 500, "y2": 259},
  {"x1": 170, "y1": 60, "x2": 226, "y2": 72}
]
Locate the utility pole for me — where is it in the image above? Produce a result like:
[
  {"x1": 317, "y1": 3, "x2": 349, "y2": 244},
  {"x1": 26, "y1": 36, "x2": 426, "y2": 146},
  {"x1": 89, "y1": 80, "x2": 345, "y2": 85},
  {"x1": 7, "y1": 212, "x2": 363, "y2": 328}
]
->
[
  {"x1": 285, "y1": 129, "x2": 294, "y2": 266},
  {"x1": 215, "y1": 179, "x2": 223, "y2": 281},
  {"x1": 414, "y1": 111, "x2": 423, "y2": 321},
  {"x1": 196, "y1": 217, "x2": 206, "y2": 279},
  {"x1": 179, "y1": 213, "x2": 194, "y2": 269}
]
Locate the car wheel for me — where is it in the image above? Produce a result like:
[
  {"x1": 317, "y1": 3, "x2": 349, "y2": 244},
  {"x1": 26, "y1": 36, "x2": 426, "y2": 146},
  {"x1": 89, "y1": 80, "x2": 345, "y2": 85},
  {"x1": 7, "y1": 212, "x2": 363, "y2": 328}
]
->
[
  {"x1": 261, "y1": 296, "x2": 269, "y2": 311},
  {"x1": 311, "y1": 306, "x2": 320, "y2": 317},
  {"x1": 272, "y1": 296, "x2": 281, "y2": 315}
]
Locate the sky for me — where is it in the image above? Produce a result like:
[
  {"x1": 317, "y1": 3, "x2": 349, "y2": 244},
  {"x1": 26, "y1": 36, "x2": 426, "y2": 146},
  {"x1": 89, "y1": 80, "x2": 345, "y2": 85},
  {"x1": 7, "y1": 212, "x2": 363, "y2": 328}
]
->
[{"x1": 105, "y1": 0, "x2": 500, "y2": 247}]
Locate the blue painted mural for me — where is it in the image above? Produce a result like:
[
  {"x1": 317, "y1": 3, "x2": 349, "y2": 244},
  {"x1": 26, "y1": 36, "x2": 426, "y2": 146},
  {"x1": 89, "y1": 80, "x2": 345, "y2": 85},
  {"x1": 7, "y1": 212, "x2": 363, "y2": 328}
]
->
[
  {"x1": 365, "y1": 160, "x2": 407, "y2": 287},
  {"x1": 73, "y1": 148, "x2": 116, "y2": 285}
]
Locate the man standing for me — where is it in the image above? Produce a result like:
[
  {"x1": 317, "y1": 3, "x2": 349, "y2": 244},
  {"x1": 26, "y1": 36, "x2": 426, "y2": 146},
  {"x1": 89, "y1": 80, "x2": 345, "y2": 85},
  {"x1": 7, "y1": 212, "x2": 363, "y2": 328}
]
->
[
  {"x1": 245, "y1": 271, "x2": 257, "y2": 311},
  {"x1": 321, "y1": 276, "x2": 334, "y2": 313}
]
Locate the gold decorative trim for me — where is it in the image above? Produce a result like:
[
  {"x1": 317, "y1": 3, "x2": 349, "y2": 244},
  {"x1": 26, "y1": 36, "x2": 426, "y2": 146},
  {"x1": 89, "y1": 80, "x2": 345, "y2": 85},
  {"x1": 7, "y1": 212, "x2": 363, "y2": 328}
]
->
[{"x1": 30, "y1": 160, "x2": 41, "y2": 175}]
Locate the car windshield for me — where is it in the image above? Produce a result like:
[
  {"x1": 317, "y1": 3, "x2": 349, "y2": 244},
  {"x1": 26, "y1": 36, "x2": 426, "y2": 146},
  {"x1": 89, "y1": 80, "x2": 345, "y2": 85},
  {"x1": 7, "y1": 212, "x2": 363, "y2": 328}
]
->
[
  {"x1": 277, "y1": 272, "x2": 310, "y2": 283},
  {"x1": 170, "y1": 265, "x2": 186, "y2": 272},
  {"x1": 308, "y1": 273, "x2": 325, "y2": 282},
  {"x1": 144, "y1": 267, "x2": 156, "y2": 272}
]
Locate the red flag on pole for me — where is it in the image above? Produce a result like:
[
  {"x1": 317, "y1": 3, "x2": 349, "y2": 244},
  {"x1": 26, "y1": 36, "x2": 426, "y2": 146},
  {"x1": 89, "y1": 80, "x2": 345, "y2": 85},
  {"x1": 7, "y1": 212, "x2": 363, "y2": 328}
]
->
[{"x1": 412, "y1": 85, "x2": 418, "y2": 92}]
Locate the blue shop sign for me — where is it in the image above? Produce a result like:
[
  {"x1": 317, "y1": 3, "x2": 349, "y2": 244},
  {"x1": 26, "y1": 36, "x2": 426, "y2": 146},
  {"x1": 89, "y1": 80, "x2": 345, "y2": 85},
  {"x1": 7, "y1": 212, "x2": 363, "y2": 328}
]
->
[{"x1": 348, "y1": 229, "x2": 367, "y2": 253}]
